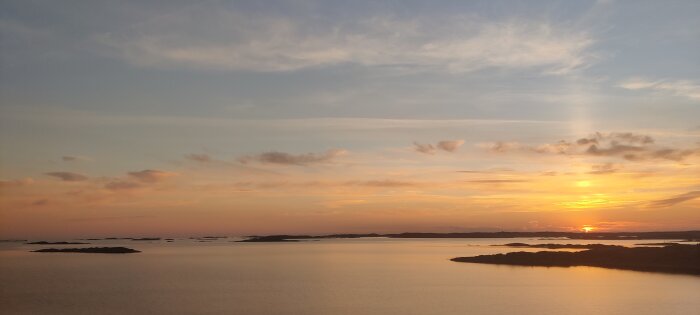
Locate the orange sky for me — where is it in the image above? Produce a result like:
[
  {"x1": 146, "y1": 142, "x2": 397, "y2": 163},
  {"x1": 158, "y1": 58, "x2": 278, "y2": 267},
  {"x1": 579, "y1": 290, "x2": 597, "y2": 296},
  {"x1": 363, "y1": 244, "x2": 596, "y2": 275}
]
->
[
  {"x1": 2, "y1": 131, "x2": 699, "y2": 238},
  {"x1": 1, "y1": 1, "x2": 699, "y2": 238}
]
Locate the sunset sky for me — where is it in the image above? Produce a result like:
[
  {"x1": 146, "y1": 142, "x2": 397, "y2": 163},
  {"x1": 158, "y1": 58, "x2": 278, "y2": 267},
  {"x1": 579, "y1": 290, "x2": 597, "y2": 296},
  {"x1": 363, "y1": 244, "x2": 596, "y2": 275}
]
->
[{"x1": 1, "y1": 0, "x2": 699, "y2": 238}]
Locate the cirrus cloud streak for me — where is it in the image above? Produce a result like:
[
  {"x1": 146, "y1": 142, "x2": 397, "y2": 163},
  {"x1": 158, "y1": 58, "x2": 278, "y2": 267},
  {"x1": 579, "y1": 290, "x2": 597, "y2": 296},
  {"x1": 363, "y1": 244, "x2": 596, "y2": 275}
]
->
[
  {"x1": 238, "y1": 149, "x2": 346, "y2": 166},
  {"x1": 100, "y1": 10, "x2": 595, "y2": 74}
]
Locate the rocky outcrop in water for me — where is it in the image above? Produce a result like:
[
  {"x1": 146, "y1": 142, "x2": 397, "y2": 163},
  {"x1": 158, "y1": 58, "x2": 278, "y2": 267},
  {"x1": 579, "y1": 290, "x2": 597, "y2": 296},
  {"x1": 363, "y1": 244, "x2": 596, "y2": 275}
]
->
[
  {"x1": 33, "y1": 247, "x2": 141, "y2": 254},
  {"x1": 452, "y1": 244, "x2": 700, "y2": 275}
]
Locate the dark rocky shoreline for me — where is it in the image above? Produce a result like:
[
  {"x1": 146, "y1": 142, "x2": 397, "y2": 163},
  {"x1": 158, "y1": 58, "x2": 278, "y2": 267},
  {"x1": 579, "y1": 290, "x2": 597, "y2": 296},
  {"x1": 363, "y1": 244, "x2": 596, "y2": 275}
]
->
[
  {"x1": 452, "y1": 244, "x2": 700, "y2": 275},
  {"x1": 494, "y1": 243, "x2": 622, "y2": 249}
]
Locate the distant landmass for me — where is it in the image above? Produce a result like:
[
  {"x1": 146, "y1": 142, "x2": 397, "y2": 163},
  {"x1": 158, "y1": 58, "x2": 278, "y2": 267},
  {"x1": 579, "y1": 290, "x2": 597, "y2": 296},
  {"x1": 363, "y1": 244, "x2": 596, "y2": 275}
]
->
[
  {"x1": 236, "y1": 231, "x2": 700, "y2": 242},
  {"x1": 495, "y1": 243, "x2": 623, "y2": 249},
  {"x1": 238, "y1": 234, "x2": 382, "y2": 242},
  {"x1": 131, "y1": 238, "x2": 161, "y2": 241},
  {"x1": 18, "y1": 231, "x2": 700, "y2": 244},
  {"x1": 238, "y1": 235, "x2": 303, "y2": 242},
  {"x1": 26, "y1": 241, "x2": 90, "y2": 245},
  {"x1": 389, "y1": 231, "x2": 700, "y2": 240},
  {"x1": 451, "y1": 244, "x2": 700, "y2": 275},
  {"x1": 32, "y1": 247, "x2": 141, "y2": 254}
]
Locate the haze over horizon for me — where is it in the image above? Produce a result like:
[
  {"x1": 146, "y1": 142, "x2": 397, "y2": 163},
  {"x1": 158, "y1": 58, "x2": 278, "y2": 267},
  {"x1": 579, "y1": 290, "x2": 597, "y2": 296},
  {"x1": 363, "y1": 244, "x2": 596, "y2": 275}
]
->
[{"x1": 1, "y1": 0, "x2": 699, "y2": 239}]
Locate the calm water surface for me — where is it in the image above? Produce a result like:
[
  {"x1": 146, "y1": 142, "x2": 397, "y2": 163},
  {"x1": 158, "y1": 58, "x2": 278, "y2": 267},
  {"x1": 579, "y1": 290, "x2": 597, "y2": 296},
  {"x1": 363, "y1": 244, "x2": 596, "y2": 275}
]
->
[{"x1": 1, "y1": 238, "x2": 698, "y2": 314}]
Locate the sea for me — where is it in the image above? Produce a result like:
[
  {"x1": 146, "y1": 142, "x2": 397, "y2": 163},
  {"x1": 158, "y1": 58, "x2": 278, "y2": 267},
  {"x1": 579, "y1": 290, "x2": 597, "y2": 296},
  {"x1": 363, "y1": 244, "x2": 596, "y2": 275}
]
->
[{"x1": 1, "y1": 237, "x2": 698, "y2": 314}]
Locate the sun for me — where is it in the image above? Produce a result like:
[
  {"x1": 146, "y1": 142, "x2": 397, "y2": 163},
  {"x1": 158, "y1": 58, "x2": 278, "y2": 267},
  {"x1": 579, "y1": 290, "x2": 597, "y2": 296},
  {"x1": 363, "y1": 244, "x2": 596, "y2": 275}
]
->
[
  {"x1": 575, "y1": 180, "x2": 592, "y2": 188},
  {"x1": 581, "y1": 226, "x2": 594, "y2": 233}
]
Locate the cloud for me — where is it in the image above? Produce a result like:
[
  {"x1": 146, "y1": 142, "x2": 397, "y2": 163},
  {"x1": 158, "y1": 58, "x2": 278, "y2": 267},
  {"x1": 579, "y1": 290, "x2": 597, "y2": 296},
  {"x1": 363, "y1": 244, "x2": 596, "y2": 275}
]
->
[
  {"x1": 415, "y1": 140, "x2": 464, "y2": 154},
  {"x1": 104, "y1": 181, "x2": 141, "y2": 191},
  {"x1": 618, "y1": 78, "x2": 657, "y2": 90},
  {"x1": 45, "y1": 172, "x2": 88, "y2": 182},
  {"x1": 32, "y1": 199, "x2": 49, "y2": 206},
  {"x1": 648, "y1": 191, "x2": 700, "y2": 207},
  {"x1": 466, "y1": 179, "x2": 529, "y2": 184},
  {"x1": 578, "y1": 132, "x2": 694, "y2": 161},
  {"x1": 483, "y1": 141, "x2": 542, "y2": 153},
  {"x1": 0, "y1": 177, "x2": 34, "y2": 187},
  {"x1": 349, "y1": 180, "x2": 416, "y2": 187},
  {"x1": 185, "y1": 153, "x2": 213, "y2": 163},
  {"x1": 619, "y1": 78, "x2": 700, "y2": 100},
  {"x1": 101, "y1": 169, "x2": 177, "y2": 191},
  {"x1": 238, "y1": 149, "x2": 346, "y2": 166},
  {"x1": 608, "y1": 133, "x2": 654, "y2": 145},
  {"x1": 485, "y1": 132, "x2": 699, "y2": 162},
  {"x1": 586, "y1": 143, "x2": 644, "y2": 157},
  {"x1": 127, "y1": 169, "x2": 177, "y2": 183},
  {"x1": 588, "y1": 163, "x2": 620, "y2": 175},
  {"x1": 321, "y1": 199, "x2": 368, "y2": 209},
  {"x1": 436, "y1": 140, "x2": 465, "y2": 152},
  {"x1": 586, "y1": 144, "x2": 695, "y2": 162},
  {"x1": 61, "y1": 155, "x2": 90, "y2": 162},
  {"x1": 577, "y1": 132, "x2": 654, "y2": 146},
  {"x1": 225, "y1": 179, "x2": 416, "y2": 191},
  {"x1": 99, "y1": 8, "x2": 595, "y2": 74},
  {"x1": 485, "y1": 141, "x2": 520, "y2": 153},
  {"x1": 413, "y1": 142, "x2": 436, "y2": 154},
  {"x1": 532, "y1": 140, "x2": 574, "y2": 154}
]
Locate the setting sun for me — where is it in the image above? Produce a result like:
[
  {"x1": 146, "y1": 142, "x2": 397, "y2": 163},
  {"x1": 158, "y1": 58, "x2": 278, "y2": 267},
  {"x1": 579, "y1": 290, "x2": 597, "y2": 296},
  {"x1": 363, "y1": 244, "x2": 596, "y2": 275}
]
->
[
  {"x1": 575, "y1": 180, "x2": 592, "y2": 188},
  {"x1": 582, "y1": 226, "x2": 595, "y2": 233}
]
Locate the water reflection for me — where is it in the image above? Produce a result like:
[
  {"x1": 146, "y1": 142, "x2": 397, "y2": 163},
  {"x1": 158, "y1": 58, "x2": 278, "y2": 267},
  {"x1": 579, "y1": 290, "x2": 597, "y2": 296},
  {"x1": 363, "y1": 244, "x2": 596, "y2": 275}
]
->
[{"x1": 1, "y1": 238, "x2": 698, "y2": 315}]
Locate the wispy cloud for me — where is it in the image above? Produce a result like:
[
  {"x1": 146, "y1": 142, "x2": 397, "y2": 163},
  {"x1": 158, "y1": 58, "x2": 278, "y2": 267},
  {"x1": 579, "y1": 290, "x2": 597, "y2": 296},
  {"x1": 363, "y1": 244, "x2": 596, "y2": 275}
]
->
[
  {"x1": 127, "y1": 169, "x2": 177, "y2": 183},
  {"x1": 99, "y1": 9, "x2": 595, "y2": 74},
  {"x1": 347, "y1": 180, "x2": 416, "y2": 187},
  {"x1": 466, "y1": 179, "x2": 529, "y2": 184},
  {"x1": 484, "y1": 132, "x2": 700, "y2": 162},
  {"x1": 45, "y1": 172, "x2": 88, "y2": 182},
  {"x1": 103, "y1": 169, "x2": 176, "y2": 191},
  {"x1": 413, "y1": 142, "x2": 437, "y2": 154},
  {"x1": 619, "y1": 78, "x2": 700, "y2": 100},
  {"x1": 61, "y1": 155, "x2": 91, "y2": 162},
  {"x1": 436, "y1": 140, "x2": 465, "y2": 152},
  {"x1": 648, "y1": 191, "x2": 700, "y2": 207},
  {"x1": 0, "y1": 177, "x2": 33, "y2": 187},
  {"x1": 414, "y1": 140, "x2": 464, "y2": 154},
  {"x1": 238, "y1": 149, "x2": 346, "y2": 166},
  {"x1": 588, "y1": 163, "x2": 620, "y2": 175},
  {"x1": 104, "y1": 181, "x2": 141, "y2": 191},
  {"x1": 32, "y1": 199, "x2": 49, "y2": 206},
  {"x1": 185, "y1": 153, "x2": 213, "y2": 163}
]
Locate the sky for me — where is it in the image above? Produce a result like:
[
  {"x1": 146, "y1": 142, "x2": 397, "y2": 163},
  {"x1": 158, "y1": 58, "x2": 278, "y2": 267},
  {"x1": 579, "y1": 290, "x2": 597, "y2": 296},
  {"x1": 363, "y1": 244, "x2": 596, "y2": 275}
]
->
[{"x1": 1, "y1": 0, "x2": 699, "y2": 238}]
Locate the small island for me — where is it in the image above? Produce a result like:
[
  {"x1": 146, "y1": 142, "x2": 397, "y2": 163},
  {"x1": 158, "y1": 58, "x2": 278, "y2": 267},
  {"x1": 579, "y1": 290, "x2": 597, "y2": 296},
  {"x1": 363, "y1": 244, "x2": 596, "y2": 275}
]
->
[
  {"x1": 32, "y1": 247, "x2": 141, "y2": 254},
  {"x1": 238, "y1": 235, "x2": 303, "y2": 242},
  {"x1": 452, "y1": 244, "x2": 700, "y2": 275},
  {"x1": 495, "y1": 243, "x2": 622, "y2": 249}
]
